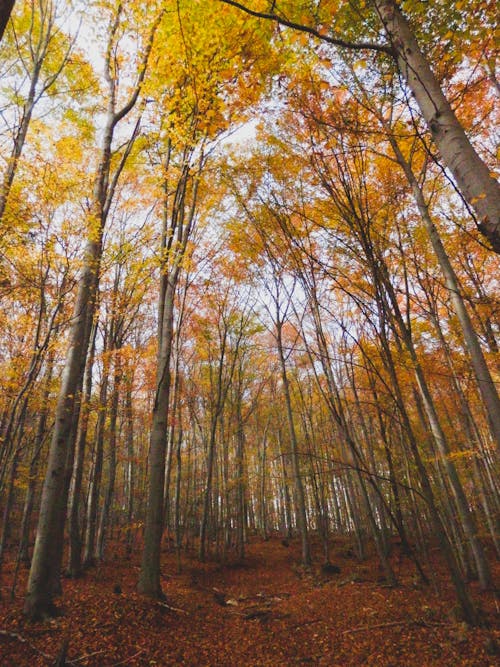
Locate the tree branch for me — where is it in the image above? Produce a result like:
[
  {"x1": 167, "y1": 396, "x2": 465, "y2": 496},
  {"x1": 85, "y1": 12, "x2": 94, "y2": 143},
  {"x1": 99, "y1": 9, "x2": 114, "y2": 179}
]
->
[{"x1": 218, "y1": 0, "x2": 394, "y2": 55}]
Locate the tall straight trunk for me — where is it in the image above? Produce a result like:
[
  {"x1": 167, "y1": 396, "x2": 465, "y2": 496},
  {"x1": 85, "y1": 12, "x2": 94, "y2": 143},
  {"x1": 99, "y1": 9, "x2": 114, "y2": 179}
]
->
[
  {"x1": 0, "y1": 0, "x2": 15, "y2": 42},
  {"x1": 139, "y1": 170, "x2": 198, "y2": 594},
  {"x1": 163, "y1": 355, "x2": 181, "y2": 534},
  {"x1": 259, "y1": 421, "x2": 270, "y2": 539},
  {"x1": 24, "y1": 247, "x2": 99, "y2": 618},
  {"x1": 376, "y1": 257, "x2": 493, "y2": 590},
  {"x1": 276, "y1": 320, "x2": 311, "y2": 566},
  {"x1": 24, "y1": 7, "x2": 158, "y2": 617},
  {"x1": 375, "y1": 0, "x2": 500, "y2": 251},
  {"x1": 67, "y1": 323, "x2": 97, "y2": 578},
  {"x1": 221, "y1": 413, "x2": 231, "y2": 557},
  {"x1": 199, "y1": 415, "x2": 219, "y2": 562},
  {"x1": 83, "y1": 363, "x2": 109, "y2": 568},
  {"x1": 50, "y1": 405, "x2": 83, "y2": 598},
  {"x1": 124, "y1": 380, "x2": 135, "y2": 555},
  {"x1": 199, "y1": 302, "x2": 243, "y2": 561},
  {"x1": 386, "y1": 132, "x2": 500, "y2": 455},
  {"x1": 174, "y1": 426, "x2": 183, "y2": 573},
  {"x1": 235, "y1": 389, "x2": 246, "y2": 561},
  {"x1": 138, "y1": 267, "x2": 177, "y2": 594},
  {"x1": 277, "y1": 430, "x2": 294, "y2": 540},
  {"x1": 96, "y1": 352, "x2": 122, "y2": 561},
  {"x1": 330, "y1": 477, "x2": 342, "y2": 534}
]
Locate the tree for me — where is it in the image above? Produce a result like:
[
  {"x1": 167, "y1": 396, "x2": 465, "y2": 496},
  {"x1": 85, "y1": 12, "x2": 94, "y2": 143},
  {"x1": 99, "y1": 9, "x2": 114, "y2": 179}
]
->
[
  {"x1": 138, "y1": 0, "x2": 272, "y2": 596},
  {"x1": 218, "y1": 0, "x2": 500, "y2": 252},
  {"x1": 24, "y1": 1, "x2": 161, "y2": 619},
  {"x1": 0, "y1": 0, "x2": 15, "y2": 42}
]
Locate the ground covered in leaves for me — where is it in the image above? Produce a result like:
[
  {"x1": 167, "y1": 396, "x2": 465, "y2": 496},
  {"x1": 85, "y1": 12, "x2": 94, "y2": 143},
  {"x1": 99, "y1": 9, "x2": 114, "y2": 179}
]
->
[{"x1": 0, "y1": 536, "x2": 499, "y2": 665}]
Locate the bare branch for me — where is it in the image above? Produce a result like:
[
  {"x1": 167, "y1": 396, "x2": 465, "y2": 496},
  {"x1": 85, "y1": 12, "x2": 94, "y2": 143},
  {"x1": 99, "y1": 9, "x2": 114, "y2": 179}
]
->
[{"x1": 218, "y1": 0, "x2": 394, "y2": 55}]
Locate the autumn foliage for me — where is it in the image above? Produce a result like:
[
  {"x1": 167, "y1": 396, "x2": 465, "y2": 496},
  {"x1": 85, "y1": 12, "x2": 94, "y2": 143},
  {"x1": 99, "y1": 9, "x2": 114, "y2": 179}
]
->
[{"x1": 0, "y1": 0, "x2": 498, "y2": 663}]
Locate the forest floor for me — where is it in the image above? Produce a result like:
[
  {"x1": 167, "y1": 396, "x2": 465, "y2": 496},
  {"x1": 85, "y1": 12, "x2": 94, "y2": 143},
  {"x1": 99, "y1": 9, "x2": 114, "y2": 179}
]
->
[{"x1": 0, "y1": 535, "x2": 499, "y2": 666}]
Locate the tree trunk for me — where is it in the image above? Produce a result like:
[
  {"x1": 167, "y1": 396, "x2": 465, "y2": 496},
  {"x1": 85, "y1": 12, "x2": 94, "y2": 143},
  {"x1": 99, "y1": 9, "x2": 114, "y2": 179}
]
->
[
  {"x1": 375, "y1": 0, "x2": 500, "y2": 252},
  {"x1": 378, "y1": 257, "x2": 493, "y2": 590},
  {"x1": 276, "y1": 320, "x2": 311, "y2": 566},
  {"x1": 83, "y1": 362, "x2": 109, "y2": 568},
  {"x1": 96, "y1": 352, "x2": 122, "y2": 561},
  {"x1": 124, "y1": 380, "x2": 135, "y2": 555},
  {"x1": 386, "y1": 131, "x2": 500, "y2": 455},
  {"x1": 0, "y1": 0, "x2": 15, "y2": 42},
  {"x1": 67, "y1": 324, "x2": 97, "y2": 578},
  {"x1": 24, "y1": 245, "x2": 100, "y2": 619},
  {"x1": 138, "y1": 277, "x2": 176, "y2": 596},
  {"x1": 235, "y1": 388, "x2": 246, "y2": 561}
]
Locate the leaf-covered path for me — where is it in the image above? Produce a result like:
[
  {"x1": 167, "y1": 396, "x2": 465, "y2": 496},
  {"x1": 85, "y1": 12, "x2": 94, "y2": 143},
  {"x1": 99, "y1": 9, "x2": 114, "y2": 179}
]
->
[{"x1": 1, "y1": 537, "x2": 498, "y2": 666}]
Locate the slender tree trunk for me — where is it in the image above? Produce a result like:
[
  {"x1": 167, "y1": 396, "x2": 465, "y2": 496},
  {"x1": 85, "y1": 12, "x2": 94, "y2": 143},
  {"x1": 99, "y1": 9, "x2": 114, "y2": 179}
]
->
[
  {"x1": 276, "y1": 320, "x2": 311, "y2": 566},
  {"x1": 83, "y1": 361, "x2": 109, "y2": 568},
  {"x1": 0, "y1": 0, "x2": 15, "y2": 42},
  {"x1": 259, "y1": 422, "x2": 269, "y2": 539},
  {"x1": 139, "y1": 147, "x2": 201, "y2": 594},
  {"x1": 96, "y1": 352, "x2": 122, "y2": 561},
  {"x1": 277, "y1": 429, "x2": 293, "y2": 540},
  {"x1": 124, "y1": 379, "x2": 135, "y2": 555},
  {"x1": 174, "y1": 426, "x2": 183, "y2": 573},
  {"x1": 67, "y1": 323, "x2": 97, "y2": 578},
  {"x1": 386, "y1": 132, "x2": 500, "y2": 455},
  {"x1": 235, "y1": 388, "x2": 246, "y2": 561},
  {"x1": 24, "y1": 249, "x2": 99, "y2": 618},
  {"x1": 138, "y1": 274, "x2": 176, "y2": 595}
]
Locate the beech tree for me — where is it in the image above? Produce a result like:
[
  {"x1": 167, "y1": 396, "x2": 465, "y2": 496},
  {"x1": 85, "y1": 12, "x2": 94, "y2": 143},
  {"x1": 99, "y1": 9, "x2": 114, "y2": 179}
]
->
[
  {"x1": 218, "y1": 0, "x2": 500, "y2": 252},
  {"x1": 138, "y1": 0, "x2": 272, "y2": 596},
  {"x1": 0, "y1": 0, "x2": 15, "y2": 42},
  {"x1": 24, "y1": 1, "x2": 162, "y2": 619},
  {"x1": 0, "y1": 0, "x2": 497, "y2": 634}
]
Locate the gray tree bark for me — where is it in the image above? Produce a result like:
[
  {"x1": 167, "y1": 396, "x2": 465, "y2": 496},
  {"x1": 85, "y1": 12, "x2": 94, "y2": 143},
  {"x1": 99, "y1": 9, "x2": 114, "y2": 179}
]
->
[
  {"x1": 138, "y1": 153, "x2": 200, "y2": 595},
  {"x1": 375, "y1": 0, "x2": 500, "y2": 251},
  {"x1": 24, "y1": 5, "x2": 159, "y2": 618},
  {"x1": 0, "y1": 0, "x2": 15, "y2": 41}
]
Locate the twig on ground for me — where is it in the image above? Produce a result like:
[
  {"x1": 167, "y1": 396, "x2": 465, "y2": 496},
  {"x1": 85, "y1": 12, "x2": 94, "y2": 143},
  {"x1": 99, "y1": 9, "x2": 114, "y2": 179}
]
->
[
  {"x1": 156, "y1": 601, "x2": 189, "y2": 614},
  {"x1": 343, "y1": 620, "x2": 413, "y2": 634},
  {"x1": 342, "y1": 619, "x2": 448, "y2": 634},
  {"x1": 0, "y1": 629, "x2": 78, "y2": 666},
  {"x1": 72, "y1": 650, "x2": 107, "y2": 663},
  {"x1": 288, "y1": 618, "x2": 324, "y2": 629},
  {"x1": 111, "y1": 648, "x2": 145, "y2": 666}
]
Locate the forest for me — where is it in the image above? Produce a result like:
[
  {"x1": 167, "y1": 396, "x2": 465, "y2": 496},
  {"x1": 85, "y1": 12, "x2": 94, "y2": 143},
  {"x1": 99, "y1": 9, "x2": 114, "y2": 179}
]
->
[{"x1": 0, "y1": 0, "x2": 499, "y2": 664}]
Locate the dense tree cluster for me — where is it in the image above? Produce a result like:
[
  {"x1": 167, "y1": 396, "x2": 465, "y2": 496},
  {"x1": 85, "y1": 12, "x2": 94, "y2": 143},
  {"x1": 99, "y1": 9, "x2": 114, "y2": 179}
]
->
[{"x1": 0, "y1": 0, "x2": 497, "y2": 626}]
